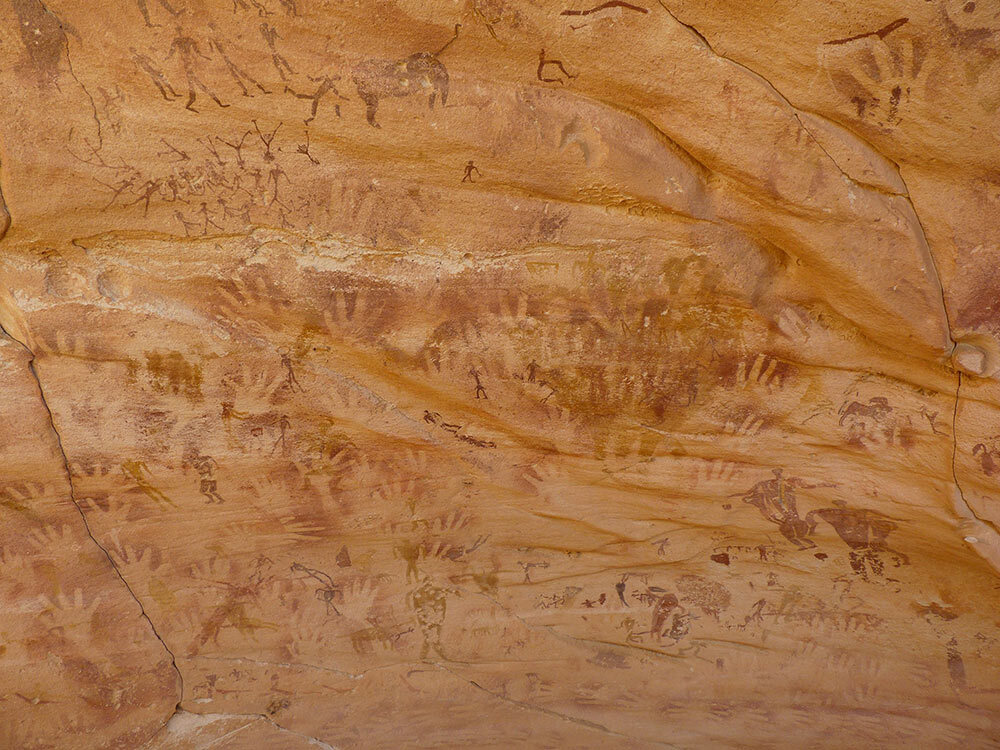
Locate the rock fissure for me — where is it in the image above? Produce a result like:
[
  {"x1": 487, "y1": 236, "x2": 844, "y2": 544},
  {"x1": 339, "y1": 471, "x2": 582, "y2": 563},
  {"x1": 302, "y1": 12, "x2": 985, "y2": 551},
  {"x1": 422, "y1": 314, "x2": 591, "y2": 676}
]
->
[
  {"x1": 0, "y1": 323, "x2": 184, "y2": 709},
  {"x1": 655, "y1": 0, "x2": 955, "y2": 363},
  {"x1": 949, "y1": 372, "x2": 1000, "y2": 547}
]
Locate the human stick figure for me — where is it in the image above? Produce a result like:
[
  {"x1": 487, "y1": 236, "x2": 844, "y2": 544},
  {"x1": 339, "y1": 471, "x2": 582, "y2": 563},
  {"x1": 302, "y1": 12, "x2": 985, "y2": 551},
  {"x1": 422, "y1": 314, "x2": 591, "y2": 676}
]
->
[
  {"x1": 537, "y1": 48, "x2": 577, "y2": 83},
  {"x1": 461, "y1": 160, "x2": 482, "y2": 182},
  {"x1": 470, "y1": 367, "x2": 488, "y2": 399}
]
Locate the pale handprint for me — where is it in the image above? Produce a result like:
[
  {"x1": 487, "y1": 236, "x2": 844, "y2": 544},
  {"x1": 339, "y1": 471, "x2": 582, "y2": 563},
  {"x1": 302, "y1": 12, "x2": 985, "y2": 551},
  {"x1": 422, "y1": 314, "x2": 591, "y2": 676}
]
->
[
  {"x1": 735, "y1": 352, "x2": 787, "y2": 392},
  {"x1": 775, "y1": 305, "x2": 813, "y2": 343},
  {"x1": 277, "y1": 514, "x2": 327, "y2": 542},
  {"x1": 108, "y1": 543, "x2": 165, "y2": 577},
  {"x1": 722, "y1": 407, "x2": 767, "y2": 437},
  {"x1": 81, "y1": 495, "x2": 132, "y2": 529},
  {"x1": 26, "y1": 524, "x2": 79, "y2": 553},
  {"x1": 36, "y1": 588, "x2": 104, "y2": 631},
  {"x1": 437, "y1": 506, "x2": 472, "y2": 532},
  {"x1": 0, "y1": 547, "x2": 29, "y2": 570},
  {"x1": 338, "y1": 576, "x2": 380, "y2": 623}
]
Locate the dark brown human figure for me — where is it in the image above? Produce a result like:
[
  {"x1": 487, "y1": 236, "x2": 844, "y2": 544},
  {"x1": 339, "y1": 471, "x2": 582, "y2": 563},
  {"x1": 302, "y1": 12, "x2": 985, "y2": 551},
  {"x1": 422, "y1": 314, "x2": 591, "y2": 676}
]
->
[
  {"x1": 296, "y1": 131, "x2": 320, "y2": 164},
  {"x1": 933, "y1": 2, "x2": 1000, "y2": 113},
  {"x1": 253, "y1": 119, "x2": 281, "y2": 161},
  {"x1": 217, "y1": 197, "x2": 240, "y2": 221},
  {"x1": 161, "y1": 175, "x2": 187, "y2": 203},
  {"x1": 470, "y1": 367, "x2": 487, "y2": 399},
  {"x1": 250, "y1": 167, "x2": 267, "y2": 197},
  {"x1": 939, "y1": 0, "x2": 999, "y2": 55},
  {"x1": 157, "y1": 138, "x2": 189, "y2": 162},
  {"x1": 131, "y1": 48, "x2": 180, "y2": 100},
  {"x1": 261, "y1": 22, "x2": 294, "y2": 80},
  {"x1": 806, "y1": 499, "x2": 908, "y2": 580},
  {"x1": 97, "y1": 173, "x2": 139, "y2": 210},
  {"x1": 267, "y1": 164, "x2": 289, "y2": 205},
  {"x1": 917, "y1": 405, "x2": 945, "y2": 435},
  {"x1": 128, "y1": 179, "x2": 163, "y2": 216},
  {"x1": 221, "y1": 400, "x2": 250, "y2": 441},
  {"x1": 218, "y1": 130, "x2": 253, "y2": 169},
  {"x1": 199, "y1": 202, "x2": 223, "y2": 234},
  {"x1": 178, "y1": 168, "x2": 206, "y2": 196},
  {"x1": 537, "y1": 48, "x2": 577, "y2": 83},
  {"x1": 649, "y1": 591, "x2": 687, "y2": 641},
  {"x1": 740, "y1": 468, "x2": 830, "y2": 550},
  {"x1": 285, "y1": 75, "x2": 346, "y2": 123},
  {"x1": 461, "y1": 160, "x2": 481, "y2": 183},
  {"x1": 174, "y1": 209, "x2": 200, "y2": 236},
  {"x1": 210, "y1": 32, "x2": 271, "y2": 96},
  {"x1": 738, "y1": 598, "x2": 767, "y2": 630},
  {"x1": 199, "y1": 135, "x2": 225, "y2": 165},
  {"x1": 184, "y1": 449, "x2": 224, "y2": 504},
  {"x1": 271, "y1": 414, "x2": 291, "y2": 455},
  {"x1": 168, "y1": 27, "x2": 230, "y2": 112},
  {"x1": 280, "y1": 350, "x2": 302, "y2": 391}
]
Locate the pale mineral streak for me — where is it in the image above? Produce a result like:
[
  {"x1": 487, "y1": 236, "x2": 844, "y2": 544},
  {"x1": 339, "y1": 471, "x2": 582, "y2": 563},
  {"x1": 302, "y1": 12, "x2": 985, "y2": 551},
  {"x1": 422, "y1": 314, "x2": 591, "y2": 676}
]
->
[{"x1": 0, "y1": 0, "x2": 998, "y2": 747}]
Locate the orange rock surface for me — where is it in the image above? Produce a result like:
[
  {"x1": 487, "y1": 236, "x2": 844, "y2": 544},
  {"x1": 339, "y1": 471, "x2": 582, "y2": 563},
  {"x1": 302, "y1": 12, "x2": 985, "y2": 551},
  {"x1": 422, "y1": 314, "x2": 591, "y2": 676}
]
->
[{"x1": 0, "y1": 0, "x2": 998, "y2": 747}]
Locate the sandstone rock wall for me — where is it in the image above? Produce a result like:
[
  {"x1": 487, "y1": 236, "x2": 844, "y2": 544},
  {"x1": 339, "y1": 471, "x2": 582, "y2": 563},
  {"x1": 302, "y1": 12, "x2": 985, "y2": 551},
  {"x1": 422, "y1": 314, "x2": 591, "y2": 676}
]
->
[{"x1": 0, "y1": 1, "x2": 998, "y2": 747}]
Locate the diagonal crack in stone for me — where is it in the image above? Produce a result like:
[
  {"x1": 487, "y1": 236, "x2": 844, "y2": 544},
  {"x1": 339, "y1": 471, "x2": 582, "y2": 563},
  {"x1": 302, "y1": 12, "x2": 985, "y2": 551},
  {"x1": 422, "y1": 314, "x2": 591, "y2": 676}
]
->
[{"x1": 0, "y1": 323, "x2": 185, "y2": 710}]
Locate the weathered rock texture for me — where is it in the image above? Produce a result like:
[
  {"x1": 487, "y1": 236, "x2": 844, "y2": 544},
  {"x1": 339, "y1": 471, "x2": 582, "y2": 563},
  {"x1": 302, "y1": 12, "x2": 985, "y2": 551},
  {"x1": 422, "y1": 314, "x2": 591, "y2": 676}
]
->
[{"x1": 0, "y1": 0, "x2": 999, "y2": 747}]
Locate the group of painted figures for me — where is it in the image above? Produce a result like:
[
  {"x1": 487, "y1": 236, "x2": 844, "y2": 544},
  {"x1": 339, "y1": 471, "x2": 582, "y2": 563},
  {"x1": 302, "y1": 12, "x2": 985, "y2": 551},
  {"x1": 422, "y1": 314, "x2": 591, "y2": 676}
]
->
[{"x1": 738, "y1": 469, "x2": 908, "y2": 580}]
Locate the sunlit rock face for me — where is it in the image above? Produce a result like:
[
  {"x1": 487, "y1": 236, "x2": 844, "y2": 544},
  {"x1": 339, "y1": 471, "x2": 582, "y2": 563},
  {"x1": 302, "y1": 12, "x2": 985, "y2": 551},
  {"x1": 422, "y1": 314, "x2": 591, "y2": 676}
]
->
[{"x1": 0, "y1": 1, "x2": 998, "y2": 747}]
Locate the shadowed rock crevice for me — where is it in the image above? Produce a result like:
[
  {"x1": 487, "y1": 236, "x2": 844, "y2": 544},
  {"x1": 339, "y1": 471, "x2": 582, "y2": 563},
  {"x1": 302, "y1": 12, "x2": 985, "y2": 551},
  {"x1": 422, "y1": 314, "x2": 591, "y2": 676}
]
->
[{"x1": 0, "y1": 321, "x2": 185, "y2": 711}]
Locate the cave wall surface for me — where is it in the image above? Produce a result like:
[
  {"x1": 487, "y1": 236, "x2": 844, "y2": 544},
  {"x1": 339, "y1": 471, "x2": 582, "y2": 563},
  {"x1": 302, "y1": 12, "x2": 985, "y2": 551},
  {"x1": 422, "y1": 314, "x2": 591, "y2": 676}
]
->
[{"x1": 0, "y1": 0, "x2": 999, "y2": 747}]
